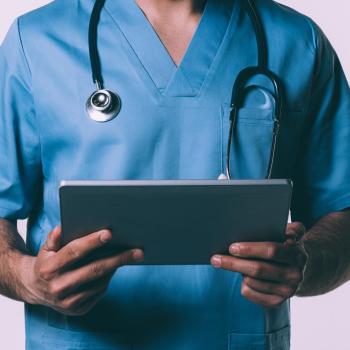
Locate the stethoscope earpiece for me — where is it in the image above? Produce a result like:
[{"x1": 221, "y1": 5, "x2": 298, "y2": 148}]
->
[{"x1": 86, "y1": 88, "x2": 121, "y2": 122}]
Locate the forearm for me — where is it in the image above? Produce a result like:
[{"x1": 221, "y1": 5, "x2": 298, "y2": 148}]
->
[
  {"x1": 296, "y1": 210, "x2": 350, "y2": 296},
  {"x1": 0, "y1": 218, "x2": 33, "y2": 302}
]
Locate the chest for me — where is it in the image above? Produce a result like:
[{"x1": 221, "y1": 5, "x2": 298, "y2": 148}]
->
[
  {"x1": 151, "y1": 22, "x2": 198, "y2": 66},
  {"x1": 135, "y1": 1, "x2": 204, "y2": 66},
  {"x1": 29, "y1": 0, "x2": 310, "y2": 181}
]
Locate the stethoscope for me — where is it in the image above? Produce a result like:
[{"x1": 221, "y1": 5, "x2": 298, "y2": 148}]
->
[{"x1": 86, "y1": 0, "x2": 284, "y2": 180}]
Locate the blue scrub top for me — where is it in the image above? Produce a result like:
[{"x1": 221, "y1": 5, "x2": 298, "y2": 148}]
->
[{"x1": 1, "y1": 0, "x2": 350, "y2": 349}]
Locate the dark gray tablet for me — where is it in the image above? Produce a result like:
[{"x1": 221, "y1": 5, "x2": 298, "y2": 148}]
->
[{"x1": 59, "y1": 180, "x2": 292, "y2": 265}]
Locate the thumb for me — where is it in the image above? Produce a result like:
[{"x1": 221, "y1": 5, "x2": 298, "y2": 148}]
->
[
  {"x1": 42, "y1": 226, "x2": 62, "y2": 253},
  {"x1": 285, "y1": 222, "x2": 305, "y2": 245}
]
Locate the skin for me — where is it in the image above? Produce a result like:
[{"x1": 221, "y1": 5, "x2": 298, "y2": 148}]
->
[
  {"x1": 0, "y1": 0, "x2": 202, "y2": 317},
  {"x1": 0, "y1": 220, "x2": 144, "y2": 316},
  {"x1": 1, "y1": 210, "x2": 349, "y2": 314},
  {"x1": 134, "y1": 0, "x2": 350, "y2": 308},
  {"x1": 136, "y1": 0, "x2": 206, "y2": 65},
  {"x1": 0, "y1": 0, "x2": 349, "y2": 316},
  {"x1": 210, "y1": 210, "x2": 350, "y2": 307}
]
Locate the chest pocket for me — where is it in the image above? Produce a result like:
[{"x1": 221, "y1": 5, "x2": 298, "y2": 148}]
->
[
  {"x1": 228, "y1": 325, "x2": 290, "y2": 350},
  {"x1": 222, "y1": 104, "x2": 275, "y2": 179}
]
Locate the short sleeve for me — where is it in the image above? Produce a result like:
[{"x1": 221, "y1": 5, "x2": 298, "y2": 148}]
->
[
  {"x1": 0, "y1": 19, "x2": 42, "y2": 220},
  {"x1": 291, "y1": 21, "x2": 350, "y2": 228}
]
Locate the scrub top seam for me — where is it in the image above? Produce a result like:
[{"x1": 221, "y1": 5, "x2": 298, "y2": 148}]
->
[
  {"x1": 298, "y1": 20, "x2": 322, "y2": 119},
  {"x1": 104, "y1": 1, "x2": 195, "y2": 98},
  {"x1": 103, "y1": 0, "x2": 237, "y2": 100},
  {"x1": 15, "y1": 17, "x2": 44, "y2": 180},
  {"x1": 136, "y1": 3, "x2": 178, "y2": 70},
  {"x1": 102, "y1": 5, "x2": 162, "y2": 97},
  {"x1": 195, "y1": 0, "x2": 240, "y2": 99},
  {"x1": 164, "y1": 64, "x2": 196, "y2": 96},
  {"x1": 162, "y1": 0, "x2": 214, "y2": 97},
  {"x1": 299, "y1": 16, "x2": 318, "y2": 56},
  {"x1": 16, "y1": 17, "x2": 32, "y2": 77},
  {"x1": 304, "y1": 64, "x2": 334, "y2": 124}
]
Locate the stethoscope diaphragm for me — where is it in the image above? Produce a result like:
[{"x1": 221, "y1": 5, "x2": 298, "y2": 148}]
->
[{"x1": 86, "y1": 89, "x2": 121, "y2": 122}]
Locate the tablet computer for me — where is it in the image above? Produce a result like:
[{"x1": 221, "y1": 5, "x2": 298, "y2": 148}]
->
[{"x1": 59, "y1": 180, "x2": 292, "y2": 265}]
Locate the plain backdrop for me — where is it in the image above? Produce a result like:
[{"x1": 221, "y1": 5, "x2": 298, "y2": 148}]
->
[{"x1": 0, "y1": 1, "x2": 349, "y2": 349}]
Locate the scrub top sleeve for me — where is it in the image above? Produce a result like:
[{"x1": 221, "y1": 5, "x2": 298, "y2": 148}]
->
[
  {"x1": 291, "y1": 21, "x2": 350, "y2": 229},
  {"x1": 0, "y1": 19, "x2": 42, "y2": 221}
]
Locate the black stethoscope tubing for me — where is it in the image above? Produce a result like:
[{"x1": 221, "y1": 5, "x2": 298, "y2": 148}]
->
[
  {"x1": 227, "y1": 0, "x2": 284, "y2": 180},
  {"x1": 86, "y1": 0, "x2": 121, "y2": 122},
  {"x1": 86, "y1": 0, "x2": 284, "y2": 180},
  {"x1": 89, "y1": 0, "x2": 106, "y2": 87}
]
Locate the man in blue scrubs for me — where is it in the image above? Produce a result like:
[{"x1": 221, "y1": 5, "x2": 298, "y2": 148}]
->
[{"x1": 0, "y1": 0, "x2": 350, "y2": 349}]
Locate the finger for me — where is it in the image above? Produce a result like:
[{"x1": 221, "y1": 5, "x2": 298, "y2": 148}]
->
[
  {"x1": 243, "y1": 276, "x2": 297, "y2": 298},
  {"x1": 241, "y1": 281, "x2": 286, "y2": 308},
  {"x1": 74, "y1": 272, "x2": 114, "y2": 294},
  {"x1": 211, "y1": 255, "x2": 302, "y2": 283},
  {"x1": 55, "y1": 272, "x2": 113, "y2": 300},
  {"x1": 72, "y1": 289, "x2": 107, "y2": 316},
  {"x1": 42, "y1": 226, "x2": 62, "y2": 253},
  {"x1": 228, "y1": 242, "x2": 299, "y2": 265},
  {"x1": 44, "y1": 229, "x2": 113, "y2": 273},
  {"x1": 59, "y1": 280, "x2": 109, "y2": 312},
  {"x1": 286, "y1": 222, "x2": 305, "y2": 242},
  {"x1": 50, "y1": 249, "x2": 144, "y2": 297}
]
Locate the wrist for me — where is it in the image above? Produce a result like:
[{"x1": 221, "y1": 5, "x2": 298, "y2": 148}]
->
[
  {"x1": 17, "y1": 254, "x2": 40, "y2": 304},
  {"x1": 295, "y1": 239, "x2": 310, "y2": 296}
]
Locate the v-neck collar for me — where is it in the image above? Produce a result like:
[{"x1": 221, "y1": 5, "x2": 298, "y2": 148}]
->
[{"x1": 104, "y1": 0, "x2": 236, "y2": 97}]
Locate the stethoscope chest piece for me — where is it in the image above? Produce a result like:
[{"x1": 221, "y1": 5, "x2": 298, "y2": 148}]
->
[{"x1": 86, "y1": 89, "x2": 121, "y2": 122}]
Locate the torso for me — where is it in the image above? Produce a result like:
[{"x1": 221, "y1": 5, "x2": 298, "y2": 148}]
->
[{"x1": 16, "y1": 0, "x2": 322, "y2": 348}]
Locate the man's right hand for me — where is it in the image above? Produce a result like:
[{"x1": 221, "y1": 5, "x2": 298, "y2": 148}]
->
[{"x1": 20, "y1": 226, "x2": 144, "y2": 316}]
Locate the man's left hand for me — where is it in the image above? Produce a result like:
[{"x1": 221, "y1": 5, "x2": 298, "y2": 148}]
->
[{"x1": 210, "y1": 222, "x2": 308, "y2": 308}]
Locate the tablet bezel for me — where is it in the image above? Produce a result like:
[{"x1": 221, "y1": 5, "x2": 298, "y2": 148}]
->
[{"x1": 59, "y1": 179, "x2": 292, "y2": 265}]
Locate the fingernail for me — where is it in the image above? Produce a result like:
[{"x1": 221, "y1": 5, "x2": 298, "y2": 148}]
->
[
  {"x1": 99, "y1": 230, "x2": 112, "y2": 243},
  {"x1": 230, "y1": 244, "x2": 240, "y2": 255},
  {"x1": 211, "y1": 255, "x2": 222, "y2": 268},
  {"x1": 132, "y1": 249, "x2": 144, "y2": 262}
]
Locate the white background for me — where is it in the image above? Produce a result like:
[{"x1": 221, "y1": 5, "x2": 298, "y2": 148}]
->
[{"x1": 0, "y1": 1, "x2": 350, "y2": 349}]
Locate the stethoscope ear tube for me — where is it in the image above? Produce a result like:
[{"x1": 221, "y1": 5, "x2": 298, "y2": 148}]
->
[
  {"x1": 225, "y1": 0, "x2": 285, "y2": 180},
  {"x1": 89, "y1": 0, "x2": 106, "y2": 86},
  {"x1": 245, "y1": 0, "x2": 268, "y2": 69},
  {"x1": 226, "y1": 67, "x2": 284, "y2": 180}
]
